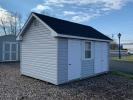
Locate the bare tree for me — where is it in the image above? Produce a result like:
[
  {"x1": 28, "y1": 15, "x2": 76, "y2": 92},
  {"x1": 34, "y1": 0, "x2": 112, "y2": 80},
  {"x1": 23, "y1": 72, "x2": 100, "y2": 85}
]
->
[
  {"x1": 8, "y1": 12, "x2": 23, "y2": 36},
  {"x1": 18, "y1": 13, "x2": 22, "y2": 32},
  {"x1": 0, "y1": 19, "x2": 7, "y2": 35},
  {"x1": 0, "y1": 11, "x2": 23, "y2": 36}
]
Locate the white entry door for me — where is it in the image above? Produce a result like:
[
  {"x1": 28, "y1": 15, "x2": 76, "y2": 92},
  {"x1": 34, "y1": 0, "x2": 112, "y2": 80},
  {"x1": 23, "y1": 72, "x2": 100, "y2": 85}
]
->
[
  {"x1": 68, "y1": 39, "x2": 81, "y2": 80},
  {"x1": 94, "y1": 42, "x2": 108, "y2": 73},
  {"x1": 3, "y1": 42, "x2": 18, "y2": 61}
]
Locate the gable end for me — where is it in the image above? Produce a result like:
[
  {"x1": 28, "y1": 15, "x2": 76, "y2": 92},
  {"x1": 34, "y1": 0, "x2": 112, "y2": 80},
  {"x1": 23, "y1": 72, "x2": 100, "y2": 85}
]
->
[{"x1": 17, "y1": 13, "x2": 58, "y2": 40}]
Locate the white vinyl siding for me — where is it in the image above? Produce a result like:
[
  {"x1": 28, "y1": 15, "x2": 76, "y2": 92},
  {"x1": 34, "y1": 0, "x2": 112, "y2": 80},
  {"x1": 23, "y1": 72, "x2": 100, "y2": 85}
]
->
[
  {"x1": 57, "y1": 38, "x2": 68, "y2": 84},
  {"x1": 21, "y1": 18, "x2": 58, "y2": 84},
  {"x1": 81, "y1": 60, "x2": 94, "y2": 77}
]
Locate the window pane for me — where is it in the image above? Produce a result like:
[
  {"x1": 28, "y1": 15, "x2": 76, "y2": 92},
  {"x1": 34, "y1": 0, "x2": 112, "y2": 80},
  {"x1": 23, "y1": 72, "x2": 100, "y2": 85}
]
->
[
  {"x1": 85, "y1": 42, "x2": 91, "y2": 50},
  {"x1": 85, "y1": 42, "x2": 91, "y2": 59},
  {"x1": 5, "y1": 53, "x2": 10, "y2": 60},
  {"x1": 11, "y1": 53, "x2": 17, "y2": 60},
  {"x1": 85, "y1": 51, "x2": 91, "y2": 58},
  {"x1": 5, "y1": 44, "x2": 10, "y2": 51},
  {"x1": 12, "y1": 44, "x2": 17, "y2": 51}
]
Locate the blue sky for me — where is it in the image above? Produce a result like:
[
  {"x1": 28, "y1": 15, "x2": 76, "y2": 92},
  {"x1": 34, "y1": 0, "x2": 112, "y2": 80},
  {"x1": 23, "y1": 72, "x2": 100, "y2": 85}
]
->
[{"x1": 0, "y1": 0, "x2": 133, "y2": 43}]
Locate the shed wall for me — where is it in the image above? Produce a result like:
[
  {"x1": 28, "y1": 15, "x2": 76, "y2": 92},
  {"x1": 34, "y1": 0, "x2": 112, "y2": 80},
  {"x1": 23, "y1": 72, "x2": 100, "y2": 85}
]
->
[
  {"x1": 58, "y1": 39, "x2": 97, "y2": 84},
  {"x1": 21, "y1": 18, "x2": 58, "y2": 84},
  {"x1": 20, "y1": 18, "x2": 109, "y2": 85}
]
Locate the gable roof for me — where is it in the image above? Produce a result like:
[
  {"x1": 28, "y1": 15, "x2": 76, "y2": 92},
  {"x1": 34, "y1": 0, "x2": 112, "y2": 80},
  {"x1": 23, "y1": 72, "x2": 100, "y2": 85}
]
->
[
  {"x1": 33, "y1": 13, "x2": 111, "y2": 41},
  {"x1": 18, "y1": 12, "x2": 112, "y2": 41}
]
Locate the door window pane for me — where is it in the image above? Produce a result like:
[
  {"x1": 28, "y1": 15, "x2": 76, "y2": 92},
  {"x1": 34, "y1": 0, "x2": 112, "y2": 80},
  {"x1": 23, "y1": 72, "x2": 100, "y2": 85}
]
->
[
  {"x1": 12, "y1": 44, "x2": 17, "y2": 51},
  {"x1": 85, "y1": 51, "x2": 91, "y2": 58},
  {"x1": 85, "y1": 42, "x2": 91, "y2": 50},
  {"x1": 85, "y1": 42, "x2": 91, "y2": 59},
  {"x1": 5, "y1": 53, "x2": 10, "y2": 60},
  {"x1": 11, "y1": 53, "x2": 17, "y2": 60},
  {"x1": 5, "y1": 44, "x2": 10, "y2": 51}
]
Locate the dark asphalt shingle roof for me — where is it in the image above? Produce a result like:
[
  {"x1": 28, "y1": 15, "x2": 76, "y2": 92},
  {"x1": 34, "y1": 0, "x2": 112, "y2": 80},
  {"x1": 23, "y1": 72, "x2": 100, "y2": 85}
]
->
[{"x1": 33, "y1": 12, "x2": 111, "y2": 40}]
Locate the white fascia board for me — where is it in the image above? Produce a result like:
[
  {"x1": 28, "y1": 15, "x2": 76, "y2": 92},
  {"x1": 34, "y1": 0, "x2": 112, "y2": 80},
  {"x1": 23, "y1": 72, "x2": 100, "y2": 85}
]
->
[
  {"x1": 17, "y1": 13, "x2": 34, "y2": 40},
  {"x1": 16, "y1": 35, "x2": 22, "y2": 41},
  {"x1": 55, "y1": 34, "x2": 112, "y2": 42}
]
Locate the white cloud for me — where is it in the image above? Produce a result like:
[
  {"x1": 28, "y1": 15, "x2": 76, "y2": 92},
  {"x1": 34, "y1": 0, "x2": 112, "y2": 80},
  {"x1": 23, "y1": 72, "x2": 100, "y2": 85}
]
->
[
  {"x1": 32, "y1": 0, "x2": 132, "y2": 23},
  {"x1": 0, "y1": 7, "x2": 15, "y2": 26},
  {"x1": 63, "y1": 11, "x2": 76, "y2": 15},
  {"x1": 44, "y1": 0, "x2": 130, "y2": 10},
  {"x1": 71, "y1": 13, "x2": 100, "y2": 23},
  {"x1": 31, "y1": 4, "x2": 51, "y2": 13},
  {"x1": 72, "y1": 16, "x2": 91, "y2": 23}
]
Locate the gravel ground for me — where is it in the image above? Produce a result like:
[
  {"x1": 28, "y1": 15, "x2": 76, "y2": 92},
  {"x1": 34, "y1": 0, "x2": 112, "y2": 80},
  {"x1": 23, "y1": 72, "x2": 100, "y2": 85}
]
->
[{"x1": 0, "y1": 63, "x2": 133, "y2": 100}]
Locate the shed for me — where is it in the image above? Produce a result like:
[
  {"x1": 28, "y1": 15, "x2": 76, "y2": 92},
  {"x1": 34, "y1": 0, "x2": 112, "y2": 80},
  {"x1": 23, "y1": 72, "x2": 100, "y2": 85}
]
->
[
  {"x1": 0, "y1": 35, "x2": 20, "y2": 62},
  {"x1": 17, "y1": 12, "x2": 112, "y2": 85}
]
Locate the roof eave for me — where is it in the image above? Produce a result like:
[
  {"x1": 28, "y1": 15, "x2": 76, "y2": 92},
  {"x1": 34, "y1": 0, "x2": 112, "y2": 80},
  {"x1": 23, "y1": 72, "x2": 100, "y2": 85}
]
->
[{"x1": 55, "y1": 34, "x2": 112, "y2": 42}]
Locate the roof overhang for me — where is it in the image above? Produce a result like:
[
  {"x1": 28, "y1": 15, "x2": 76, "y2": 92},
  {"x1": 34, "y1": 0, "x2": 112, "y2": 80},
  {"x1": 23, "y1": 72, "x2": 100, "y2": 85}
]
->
[{"x1": 55, "y1": 34, "x2": 112, "y2": 42}]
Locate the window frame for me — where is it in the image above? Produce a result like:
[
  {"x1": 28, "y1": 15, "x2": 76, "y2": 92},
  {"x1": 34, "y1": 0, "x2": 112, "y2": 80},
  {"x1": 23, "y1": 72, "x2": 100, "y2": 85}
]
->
[{"x1": 83, "y1": 41, "x2": 92, "y2": 60}]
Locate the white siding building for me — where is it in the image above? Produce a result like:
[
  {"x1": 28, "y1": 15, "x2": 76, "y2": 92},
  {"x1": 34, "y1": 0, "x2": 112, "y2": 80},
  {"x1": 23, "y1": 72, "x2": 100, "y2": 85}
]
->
[
  {"x1": 0, "y1": 35, "x2": 20, "y2": 62},
  {"x1": 17, "y1": 12, "x2": 112, "y2": 85},
  {"x1": 123, "y1": 43, "x2": 133, "y2": 54}
]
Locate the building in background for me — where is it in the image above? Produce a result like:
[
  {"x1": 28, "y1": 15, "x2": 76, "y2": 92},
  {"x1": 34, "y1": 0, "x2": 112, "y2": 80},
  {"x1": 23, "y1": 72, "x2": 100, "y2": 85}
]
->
[
  {"x1": 123, "y1": 43, "x2": 133, "y2": 54},
  {"x1": 110, "y1": 41, "x2": 128, "y2": 56},
  {"x1": 0, "y1": 35, "x2": 20, "y2": 62}
]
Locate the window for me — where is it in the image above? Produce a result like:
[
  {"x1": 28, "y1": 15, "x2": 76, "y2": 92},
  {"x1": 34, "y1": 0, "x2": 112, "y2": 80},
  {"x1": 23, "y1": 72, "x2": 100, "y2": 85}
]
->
[{"x1": 84, "y1": 42, "x2": 91, "y2": 59}]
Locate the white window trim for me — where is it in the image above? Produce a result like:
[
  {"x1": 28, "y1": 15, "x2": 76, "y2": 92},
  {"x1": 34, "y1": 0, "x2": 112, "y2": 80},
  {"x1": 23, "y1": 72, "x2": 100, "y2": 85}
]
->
[{"x1": 82, "y1": 41, "x2": 93, "y2": 60}]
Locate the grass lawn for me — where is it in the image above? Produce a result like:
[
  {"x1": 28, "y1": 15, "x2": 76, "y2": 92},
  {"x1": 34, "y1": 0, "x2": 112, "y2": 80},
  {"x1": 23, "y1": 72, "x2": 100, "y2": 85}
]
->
[
  {"x1": 110, "y1": 71, "x2": 133, "y2": 80},
  {"x1": 112, "y1": 55, "x2": 133, "y2": 62}
]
